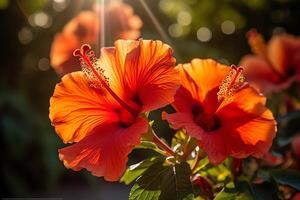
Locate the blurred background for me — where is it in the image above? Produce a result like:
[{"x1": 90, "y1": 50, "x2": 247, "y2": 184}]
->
[{"x1": 1, "y1": 0, "x2": 300, "y2": 199}]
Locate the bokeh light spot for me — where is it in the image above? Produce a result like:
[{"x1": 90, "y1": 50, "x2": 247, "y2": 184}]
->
[
  {"x1": 221, "y1": 20, "x2": 235, "y2": 35},
  {"x1": 29, "y1": 12, "x2": 52, "y2": 28},
  {"x1": 177, "y1": 11, "x2": 192, "y2": 26},
  {"x1": 197, "y1": 27, "x2": 212, "y2": 42},
  {"x1": 18, "y1": 27, "x2": 33, "y2": 45},
  {"x1": 0, "y1": 0, "x2": 9, "y2": 10},
  {"x1": 38, "y1": 58, "x2": 50, "y2": 71},
  {"x1": 159, "y1": 0, "x2": 175, "y2": 13},
  {"x1": 168, "y1": 24, "x2": 183, "y2": 38},
  {"x1": 273, "y1": 27, "x2": 286, "y2": 35},
  {"x1": 53, "y1": 0, "x2": 69, "y2": 12}
]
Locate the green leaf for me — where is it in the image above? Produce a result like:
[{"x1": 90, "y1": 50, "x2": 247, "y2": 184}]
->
[
  {"x1": 136, "y1": 140, "x2": 166, "y2": 155},
  {"x1": 172, "y1": 129, "x2": 188, "y2": 148},
  {"x1": 214, "y1": 182, "x2": 253, "y2": 200},
  {"x1": 270, "y1": 169, "x2": 300, "y2": 191},
  {"x1": 207, "y1": 163, "x2": 231, "y2": 182},
  {"x1": 193, "y1": 157, "x2": 210, "y2": 173},
  {"x1": 129, "y1": 162, "x2": 194, "y2": 200},
  {"x1": 120, "y1": 157, "x2": 164, "y2": 185}
]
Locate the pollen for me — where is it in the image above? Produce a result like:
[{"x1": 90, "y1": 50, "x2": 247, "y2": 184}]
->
[
  {"x1": 217, "y1": 65, "x2": 245, "y2": 102},
  {"x1": 247, "y1": 29, "x2": 267, "y2": 58},
  {"x1": 73, "y1": 44, "x2": 109, "y2": 89}
]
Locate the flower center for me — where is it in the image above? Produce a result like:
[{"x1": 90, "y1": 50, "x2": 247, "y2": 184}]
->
[
  {"x1": 73, "y1": 44, "x2": 141, "y2": 121},
  {"x1": 191, "y1": 104, "x2": 220, "y2": 132}
]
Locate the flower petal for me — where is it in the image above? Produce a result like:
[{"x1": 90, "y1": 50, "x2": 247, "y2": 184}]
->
[
  {"x1": 104, "y1": 1, "x2": 142, "y2": 39},
  {"x1": 58, "y1": 117, "x2": 148, "y2": 181},
  {"x1": 50, "y1": 11, "x2": 100, "y2": 76},
  {"x1": 63, "y1": 11, "x2": 99, "y2": 42},
  {"x1": 240, "y1": 55, "x2": 282, "y2": 83},
  {"x1": 217, "y1": 86, "x2": 276, "y2": 158},
  {"x1": 268, "y1": 35, "x2": 300, "y2": 75},
  {"x1": 50, "y1": 33, "x2": 81, "y2": 75},
  {"x1": 99, "y1": 40, "x2": 179, "y2": 112},
  {"x1": 176, "y1": 59, "x2": 229, "y2": 113},
  {"x1": 164, "y1": 111, "x2": 228, "y2": 165},
  {"x1": 49, "y1": 72, "x2": 118, "y2": 143}
]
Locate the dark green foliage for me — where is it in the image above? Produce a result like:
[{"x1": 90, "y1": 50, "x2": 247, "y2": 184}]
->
[{"x1": 129, "y1": 161, "x2": 194, "y2": 200}]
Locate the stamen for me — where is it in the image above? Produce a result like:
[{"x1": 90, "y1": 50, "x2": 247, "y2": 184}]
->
[
  {"x1": 73, "y1": 44, "x2": 109, "y2": 89},
  {"x1": 247, "y1": 29, "x2": 267, "y2": 58},
  {"x1": 217, "y1": 65, "x2": 245, "y2": 102},
  {"x1": 73, "y1": 44, "x2": 139, "y2": 117}
]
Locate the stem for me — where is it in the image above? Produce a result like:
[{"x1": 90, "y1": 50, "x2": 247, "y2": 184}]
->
[
  {"x1": 152, "y1": 131, "x2": 176, "y2": 157},
  {"x1": 182, "y1": 137, "x2": 198, "y2": 160},
  {"x1": 192, "y1": 153, "x2": 201, "y2": 173},
  {"x1": 192, "y1": 150, "x2": 206, "y2": 173}
]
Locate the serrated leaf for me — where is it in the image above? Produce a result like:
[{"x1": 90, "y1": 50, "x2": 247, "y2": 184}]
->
[
  {"x1": 129, "y1": 162, "x2": 194, "y2": 200},
  {"x1": 120, "y1": 157, "x2": 164, "y2": 185},
  {"x1": 270, "y1": 169, "x2": 300, "y2": 191}
]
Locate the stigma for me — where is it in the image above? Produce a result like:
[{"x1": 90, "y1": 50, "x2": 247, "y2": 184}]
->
[
  {"x1": 217, "y1": 65, "x2": 245, "y2": 102},
  {"x1": 73, "y1": 44, "x2": 109, "y2": 89}
]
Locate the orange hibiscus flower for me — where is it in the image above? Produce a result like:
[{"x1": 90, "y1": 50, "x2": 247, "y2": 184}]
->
[
  {"x1": 50, "y1": 1, "x2": 143, "y2": 76},
  {"x1": 50, "y1": 11, "x2": 100, "y2": 75},
  {"x1": 163, "y1": 59, "x2": 276, "y2": 165},
  {"x1": 49, "y1": 40, "x2": 179, "y2": 181},
  {"x1": 240, "y1": 29, "x2": 300, "y2": 94},
  {"x1": 95, "y1": 1, "x2": 143, "y2": 40}
]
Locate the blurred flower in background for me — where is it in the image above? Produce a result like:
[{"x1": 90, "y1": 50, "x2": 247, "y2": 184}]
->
[
  {"x1": 240, "y1": 29, "x2": 300, "y2": 94},
  {"x1": 50, "y1": 0, "x2": 143, "y2": 76}
]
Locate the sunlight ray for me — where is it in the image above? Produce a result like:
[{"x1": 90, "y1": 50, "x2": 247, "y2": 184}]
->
[{"x1": 138, "y1": 0, "x2": 180, "y2": 60}]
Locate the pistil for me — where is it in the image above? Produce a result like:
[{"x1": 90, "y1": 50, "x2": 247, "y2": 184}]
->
[
  {"x1": 73, "y1": 44, "x2": 140, "y2": 117},
  {"x1": 217, "y1": 64, "x2": 245, "y2": 103}
]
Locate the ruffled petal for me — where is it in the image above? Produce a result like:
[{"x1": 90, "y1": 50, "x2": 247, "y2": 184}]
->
[
  {"x1": 99, "y1": 40, "x2": 179, "y2": 112},
  {"x1": 217, "y1": 86, "x2": 276, "y2": 158},
  {"x1": 176, "y1": 59, "x2": 229, "y2": 113},
  {"x1": 124, "y1": 40, "x2": 179, "y2": 111},
  {"x1": 49, "y1": 72, "x2": 118, "y2": 143},
  {"x1": 58, "y1": 117, "x2": 148, "y2": 181}
]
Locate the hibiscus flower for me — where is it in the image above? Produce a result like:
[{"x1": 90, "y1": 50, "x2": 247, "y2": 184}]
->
[
  {"x1": 163, "y1": 59, "x2": 276, "y2": 165},
  {"x1": 49, "y1": 40, "x2": 179, "y2": 181},
  {"x1": 50, "y1": 1, "x2": 143, "y2": 76},
  {"x1": 240, "y1": 29, "x2": 300, "y2": 94}
]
